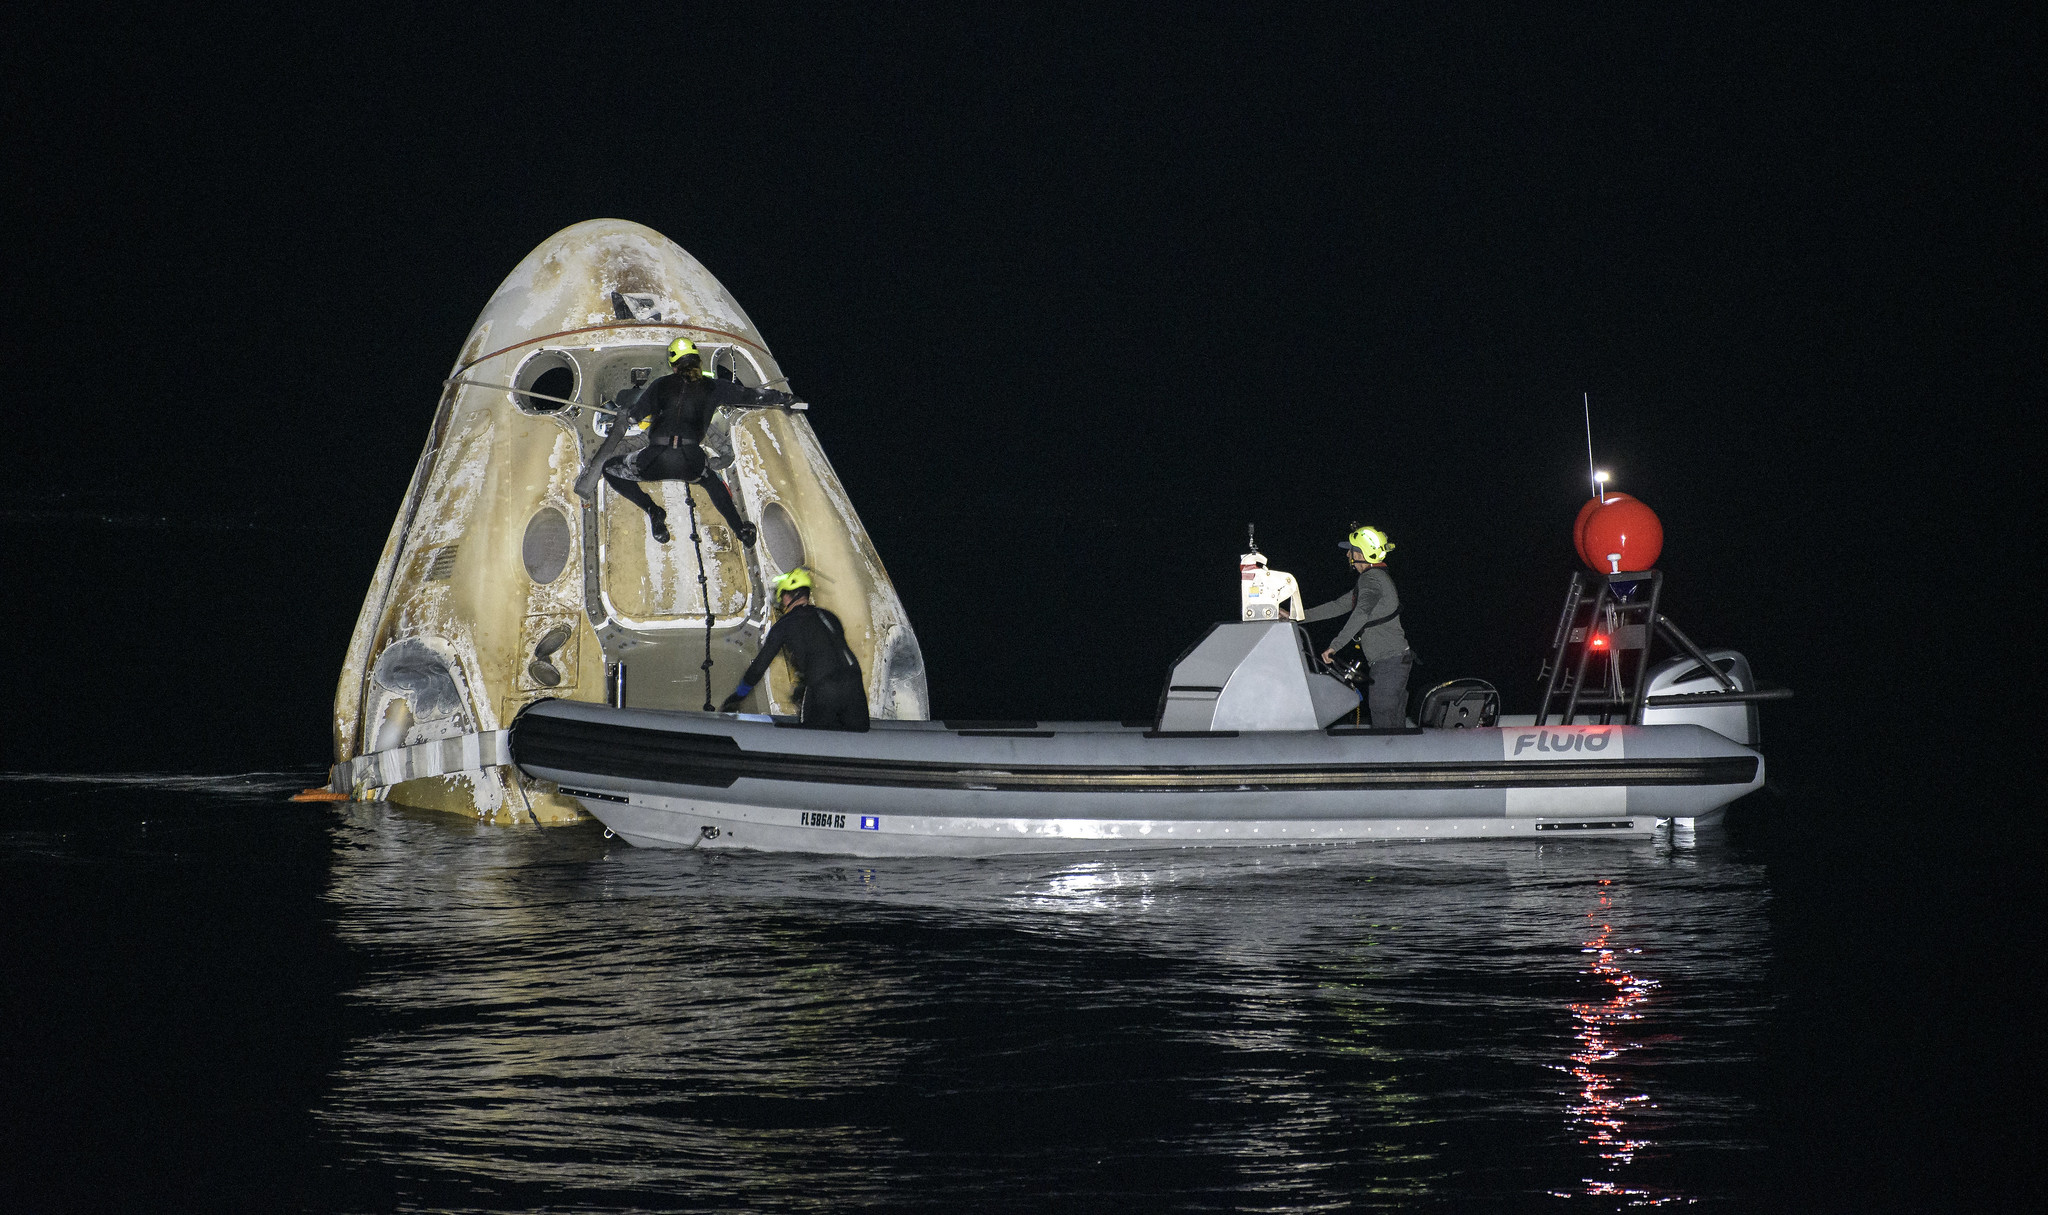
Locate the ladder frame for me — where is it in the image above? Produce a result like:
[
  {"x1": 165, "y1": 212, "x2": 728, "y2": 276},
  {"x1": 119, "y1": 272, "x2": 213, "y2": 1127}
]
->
[{"x1": 1535, "y1": 569, "x2": 1743, "y2": 725}]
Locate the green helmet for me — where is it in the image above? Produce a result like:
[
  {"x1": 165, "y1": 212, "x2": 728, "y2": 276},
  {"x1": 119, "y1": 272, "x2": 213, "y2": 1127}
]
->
[
  {"x1": 773, "y1": 568, "x2": 814, "y2": 596},
  {"x1": 667, "y1": 337, "x2": 700, "y2": 366},
  {"x1": 1340, "y1": 525, "x2": 1394, "y2": 564}
]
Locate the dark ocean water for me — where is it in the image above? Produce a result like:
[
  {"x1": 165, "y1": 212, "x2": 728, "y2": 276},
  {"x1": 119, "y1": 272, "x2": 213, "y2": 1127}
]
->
[{"x1": 9, "y1": 767, "x2": 2019, "y2": 1213}]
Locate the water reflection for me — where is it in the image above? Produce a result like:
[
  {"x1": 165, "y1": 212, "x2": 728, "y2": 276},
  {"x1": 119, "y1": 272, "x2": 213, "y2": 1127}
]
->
[
  {"x1": 1556, "y1": 877, "x2": 1671, "y2": 1206},
  {"x1": 316, "y1": 807, "x2": 1772, "y2": 1211}
]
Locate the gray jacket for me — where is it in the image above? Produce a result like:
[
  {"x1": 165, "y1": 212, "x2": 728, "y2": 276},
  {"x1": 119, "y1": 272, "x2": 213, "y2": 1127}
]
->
[{"x1": 1303, "y1": 566, "x2": 1409, "y2": 661}]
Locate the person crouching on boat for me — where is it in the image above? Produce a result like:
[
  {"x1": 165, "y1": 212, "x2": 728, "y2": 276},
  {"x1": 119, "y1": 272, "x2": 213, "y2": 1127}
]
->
[
  {"x1": 719, "y1": 569, "x2": 870, "y2": 731},
  {"x1": 575, "y1": 337, "x2": 796, "y2": 546},
  {"x1": 1304, "y1": 525, "x2": 1413, "y2": 729}
]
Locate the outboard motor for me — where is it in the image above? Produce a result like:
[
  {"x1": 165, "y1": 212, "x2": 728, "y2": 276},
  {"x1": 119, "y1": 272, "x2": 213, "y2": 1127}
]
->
[{"x1": 1640, "y1": 649, "x2": 1759, "y2": 745}]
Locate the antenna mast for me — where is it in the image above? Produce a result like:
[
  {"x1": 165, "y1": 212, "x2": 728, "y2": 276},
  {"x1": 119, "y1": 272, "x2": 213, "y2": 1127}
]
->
[{"x1": 1583, "y1": 392, "x2": 1598, "y2": 501}]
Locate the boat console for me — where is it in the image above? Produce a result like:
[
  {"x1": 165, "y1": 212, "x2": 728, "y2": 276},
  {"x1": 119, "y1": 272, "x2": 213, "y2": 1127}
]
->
[{"x1": 1156, "y1": 622, "x2": 1362, "y2": 732}]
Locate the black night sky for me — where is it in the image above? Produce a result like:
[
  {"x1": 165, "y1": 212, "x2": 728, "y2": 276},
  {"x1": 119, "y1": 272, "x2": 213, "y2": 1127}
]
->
[
  {"x1": 1, "y1": 7, "x2": 2038, "y2": 1203},
  {"x1": 6, "y1": 7, "x2": 2037, "y2": 772}
]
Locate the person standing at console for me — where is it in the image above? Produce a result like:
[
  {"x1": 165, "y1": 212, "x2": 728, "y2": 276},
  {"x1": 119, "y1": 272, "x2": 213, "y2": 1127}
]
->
[
  {"x1": 579, "y1": 337, "x2": 796, "y2": 545},
  {"x1": 1305, "y1": 525, "x2": 1412, "y2": 728},
  {"x1": 720, "y1": 569, "x2": 869, "y2": 731}
]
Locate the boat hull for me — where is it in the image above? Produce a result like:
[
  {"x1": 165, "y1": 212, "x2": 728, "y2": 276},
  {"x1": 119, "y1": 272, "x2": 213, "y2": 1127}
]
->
[{"x1": 512, "y1": 700, "x2": 1763, "y2": 856}]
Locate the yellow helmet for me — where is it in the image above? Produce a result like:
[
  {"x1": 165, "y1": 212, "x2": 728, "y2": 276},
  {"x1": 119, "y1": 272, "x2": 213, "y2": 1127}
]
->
[
  {"x1": 666, "y1": 337, "x2": 700, "y2": 366},
  {"x1": 773, "y1": 568, "x2": 814, "y2": 596},
  {"x1": 1340, "y1": 525, "x2": 1394, "y2": 563}
]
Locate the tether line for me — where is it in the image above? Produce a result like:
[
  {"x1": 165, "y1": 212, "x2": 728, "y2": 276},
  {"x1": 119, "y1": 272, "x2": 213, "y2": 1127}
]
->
[{"x1": 682, "y1": 487, "x2": 717, "y2": 712}]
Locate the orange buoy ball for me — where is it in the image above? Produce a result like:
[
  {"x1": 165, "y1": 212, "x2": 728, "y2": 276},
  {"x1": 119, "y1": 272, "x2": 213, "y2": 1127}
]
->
[
  {"x1": 1573, "y1": 493, "x2": 1633, "y2": 567},
  {"x1": 1582, "y1": 495, "x2": 1664, "y2": 572}
]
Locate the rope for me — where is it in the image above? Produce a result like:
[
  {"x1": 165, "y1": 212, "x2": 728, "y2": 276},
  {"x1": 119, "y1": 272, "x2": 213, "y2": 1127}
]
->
[
  {"x1": 512, "y1": 774, "x2": 543, "y2": 826},
  {"x1": 683, "y1": 486, "x2": 717, "y2": 711},
  {"x1": 442, "y1": 376, "x2": 611, "y2": 414},
  {"x1": 442, "y1": 375, "x2": 806, "y2": 415}
]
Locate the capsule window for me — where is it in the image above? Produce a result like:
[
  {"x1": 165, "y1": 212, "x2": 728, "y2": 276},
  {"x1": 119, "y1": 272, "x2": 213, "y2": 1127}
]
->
[
  {"x1": 512, "y1": 349, "x2": 578, "y2": 413},
  {"x1": 760, "y1": 501, "x2": 805, "y2": 574},
  {"x1": 705, "y1": 344, "x2": 766, "y2": 387},
  {"x1": 522, "y1": 507, "x2": 572, "y2": 583}
]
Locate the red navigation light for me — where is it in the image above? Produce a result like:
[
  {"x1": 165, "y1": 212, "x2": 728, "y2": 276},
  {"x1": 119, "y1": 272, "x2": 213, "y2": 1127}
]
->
[{"x1": 1590, "y1": 633, "x2": 1611, "y2": 649}]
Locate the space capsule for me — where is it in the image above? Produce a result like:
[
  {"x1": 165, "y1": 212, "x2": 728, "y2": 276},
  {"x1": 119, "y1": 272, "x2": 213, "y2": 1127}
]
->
[{"x1": 331, "y1": 219, "x2": 928, "y2": 822}]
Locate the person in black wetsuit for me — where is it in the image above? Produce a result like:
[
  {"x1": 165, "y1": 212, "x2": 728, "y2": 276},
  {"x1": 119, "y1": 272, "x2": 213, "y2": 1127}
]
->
[
  {"x1": 601, "y1": 337, "x2": 796, "y2": 544},
  {"x1": 719, "y1": 569, "x2": 869, "y2": 731}
]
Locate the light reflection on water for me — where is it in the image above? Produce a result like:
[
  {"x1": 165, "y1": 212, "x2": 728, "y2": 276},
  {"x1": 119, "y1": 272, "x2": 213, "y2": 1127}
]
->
[
  {"x1": 317, "y1": 805, "x2": 1772, "y2": 1211},
  {"x1": 1554, "y1": 879, "x2": 1672, "y2": 1207}
]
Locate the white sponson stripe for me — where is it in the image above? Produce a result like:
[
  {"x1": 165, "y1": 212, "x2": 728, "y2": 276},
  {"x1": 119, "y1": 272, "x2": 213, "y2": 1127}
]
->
[{"x1": 335, "y1": 730, "x2": 511, "y2": 791}]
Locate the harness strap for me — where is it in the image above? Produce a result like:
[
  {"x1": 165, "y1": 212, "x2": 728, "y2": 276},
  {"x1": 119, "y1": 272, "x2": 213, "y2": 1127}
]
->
[{"x1": 818, "y1": 610, "x2": 859, "y2": 671}]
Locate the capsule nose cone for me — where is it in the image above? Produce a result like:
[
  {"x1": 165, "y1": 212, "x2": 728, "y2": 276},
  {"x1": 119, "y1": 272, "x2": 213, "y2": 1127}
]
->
[{"x1": 458, "y1": 219, "x2": 773, "y2": 373}]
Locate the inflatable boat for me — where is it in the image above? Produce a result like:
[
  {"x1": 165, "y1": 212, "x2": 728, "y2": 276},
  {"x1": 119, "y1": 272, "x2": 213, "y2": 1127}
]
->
[
  {"x1": 511, "y1": 704, "x2": 1758, "y2": 856},
  {"x1": 506, "y1": 585, "x2": 1772, "y2": 855}
]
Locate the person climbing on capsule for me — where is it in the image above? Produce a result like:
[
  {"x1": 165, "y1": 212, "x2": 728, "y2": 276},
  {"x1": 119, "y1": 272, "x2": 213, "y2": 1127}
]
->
[
  {"x1": 575, "y1": 337, "x2": 797, "y2": 545},
  {"x1": 1303, "y1": 524, "x2": 1413, "y2": 729},
  {"x1": 719, "y1": 568, "x2": 870, "y2": 731}
]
